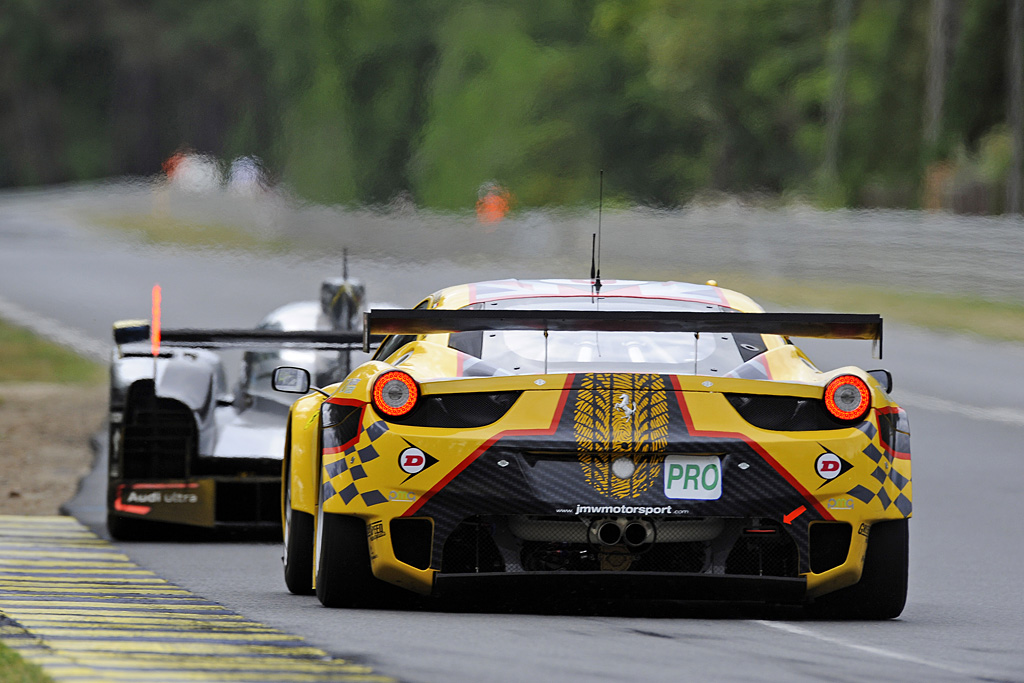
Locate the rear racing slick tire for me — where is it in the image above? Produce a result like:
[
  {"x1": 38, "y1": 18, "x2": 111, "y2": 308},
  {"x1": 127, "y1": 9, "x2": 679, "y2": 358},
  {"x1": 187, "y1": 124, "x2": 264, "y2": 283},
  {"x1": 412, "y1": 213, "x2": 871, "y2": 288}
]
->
[
  {"x1": 315, "y1": 512, "x2": 406, "y2": 608},
  {"x1": 282, "y1": 465, "x2": 315, "y2": 595},
  {"x1": 807, "y1": 518, "x2": 909, "y2": 620}
]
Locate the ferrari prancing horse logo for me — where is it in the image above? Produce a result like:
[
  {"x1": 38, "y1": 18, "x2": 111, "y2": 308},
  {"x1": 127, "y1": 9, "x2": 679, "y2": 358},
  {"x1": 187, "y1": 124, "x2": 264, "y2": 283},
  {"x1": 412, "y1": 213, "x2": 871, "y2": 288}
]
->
[
  {"x1": 574, "y1": 375, "x2": 669, "y2": 499},
  {"x1": 614, "y1": 394, "x2": 636, "y2": 419}
]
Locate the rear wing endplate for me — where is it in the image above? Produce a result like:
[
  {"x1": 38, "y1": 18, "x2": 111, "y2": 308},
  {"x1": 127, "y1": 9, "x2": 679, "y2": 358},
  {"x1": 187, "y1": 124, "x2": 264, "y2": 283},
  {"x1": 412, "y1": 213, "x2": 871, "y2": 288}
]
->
[{"x1": 363, "y1": 310, "x2": 883, "y2": 358}]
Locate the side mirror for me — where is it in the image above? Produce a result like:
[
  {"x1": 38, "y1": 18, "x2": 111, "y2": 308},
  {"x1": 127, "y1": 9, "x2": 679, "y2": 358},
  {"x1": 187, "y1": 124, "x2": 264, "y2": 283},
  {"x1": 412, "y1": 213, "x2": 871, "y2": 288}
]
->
[
  {"x1": 868, "y1": 369, "x2": 893, "y2": 394},
  {"x1": 272, "y1": 367, "x2": 311, "y2": 394}
]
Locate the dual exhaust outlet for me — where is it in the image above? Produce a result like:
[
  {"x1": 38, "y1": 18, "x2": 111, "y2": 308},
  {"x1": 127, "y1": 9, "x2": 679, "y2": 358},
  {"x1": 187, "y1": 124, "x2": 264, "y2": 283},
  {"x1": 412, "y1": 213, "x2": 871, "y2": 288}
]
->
[{"x1": 589, "y1": 518, "x2": 654, "y2": 548}]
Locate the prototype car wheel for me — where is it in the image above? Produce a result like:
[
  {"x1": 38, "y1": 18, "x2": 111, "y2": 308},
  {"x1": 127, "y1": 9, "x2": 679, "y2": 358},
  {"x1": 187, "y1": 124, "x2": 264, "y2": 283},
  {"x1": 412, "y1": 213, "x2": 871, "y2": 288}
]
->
[
  {"x1": 282, "y1": 463, "x2": 315, "y2": 595},
  {"x1": 807, "y1": 518, "x2": 909, "y2": 620}
]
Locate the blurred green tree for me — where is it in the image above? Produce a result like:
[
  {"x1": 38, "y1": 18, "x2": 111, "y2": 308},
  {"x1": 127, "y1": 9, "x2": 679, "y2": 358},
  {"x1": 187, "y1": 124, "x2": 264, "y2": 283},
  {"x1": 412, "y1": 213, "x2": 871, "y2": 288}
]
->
[{"x1": 0, "y1": 0, "x2": 1019, "y2": 213}]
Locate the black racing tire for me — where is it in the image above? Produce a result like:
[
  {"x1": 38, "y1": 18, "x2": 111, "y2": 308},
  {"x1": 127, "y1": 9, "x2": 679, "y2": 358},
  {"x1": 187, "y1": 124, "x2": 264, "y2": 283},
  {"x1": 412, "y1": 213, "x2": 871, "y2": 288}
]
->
[
  {"x1": 315, "y1": 512, "x2": 407, "y2": 608},
  {"x1": 283, "y1": 470, "x2": 315, "y2": 595},
  {"x1": 106, "y1": 512, "x2": 152, "y2": 541},
  {"x1": 807, "y1": 518, "x2": 909, "y2": 620}
]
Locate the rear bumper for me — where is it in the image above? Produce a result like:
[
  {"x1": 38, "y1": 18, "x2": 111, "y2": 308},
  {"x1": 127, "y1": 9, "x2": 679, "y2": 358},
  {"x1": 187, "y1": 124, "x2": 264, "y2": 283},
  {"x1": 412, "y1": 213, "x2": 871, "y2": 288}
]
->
[
  {"x1": 107, "y1": 476, "x2": 280, "y2": 530},
  {"x1": 433, "y1": 571, "x2": 806, "y2": 603}
]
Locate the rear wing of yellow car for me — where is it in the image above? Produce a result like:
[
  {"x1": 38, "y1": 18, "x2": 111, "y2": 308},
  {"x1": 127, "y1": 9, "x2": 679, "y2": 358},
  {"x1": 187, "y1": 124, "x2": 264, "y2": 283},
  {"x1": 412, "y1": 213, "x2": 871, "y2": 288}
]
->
[{"x1": 363, "y1": 310, "x2": 883, "y2": 358}]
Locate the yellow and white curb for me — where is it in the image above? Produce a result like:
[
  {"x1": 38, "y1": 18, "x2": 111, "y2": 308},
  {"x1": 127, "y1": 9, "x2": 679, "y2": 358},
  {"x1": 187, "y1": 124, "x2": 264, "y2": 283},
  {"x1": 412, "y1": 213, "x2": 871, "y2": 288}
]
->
[{"x1": 0, "y1": 516, "x2": 392, "y2": 682}]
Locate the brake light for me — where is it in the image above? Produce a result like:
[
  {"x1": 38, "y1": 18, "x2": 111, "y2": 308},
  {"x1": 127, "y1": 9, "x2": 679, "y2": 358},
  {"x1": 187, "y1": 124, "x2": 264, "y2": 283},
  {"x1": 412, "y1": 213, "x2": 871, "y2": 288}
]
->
[
  {"x1": 824, "y1": 375, "x2": 871, "y2": 421},
  {"x1": 373, "y1": 371, "x2": 419, "y2": 417}
]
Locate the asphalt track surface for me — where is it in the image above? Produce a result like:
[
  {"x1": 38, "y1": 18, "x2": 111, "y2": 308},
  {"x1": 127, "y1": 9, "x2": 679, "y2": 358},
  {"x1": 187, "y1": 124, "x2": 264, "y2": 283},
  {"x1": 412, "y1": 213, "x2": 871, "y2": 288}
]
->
[{"x1": 2, "y1": 193, "x2": 1024, "y2": 681}]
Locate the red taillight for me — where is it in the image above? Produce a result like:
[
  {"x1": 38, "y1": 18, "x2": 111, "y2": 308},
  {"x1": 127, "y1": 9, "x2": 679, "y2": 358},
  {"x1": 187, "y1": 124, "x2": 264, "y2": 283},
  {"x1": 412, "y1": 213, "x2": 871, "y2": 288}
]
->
[
  {"x1": 373, "y1": 371, "x2": 419, "y2": 417},
  {"x1": 824, "y1": 374, "x2": 871, "y2": 421}
]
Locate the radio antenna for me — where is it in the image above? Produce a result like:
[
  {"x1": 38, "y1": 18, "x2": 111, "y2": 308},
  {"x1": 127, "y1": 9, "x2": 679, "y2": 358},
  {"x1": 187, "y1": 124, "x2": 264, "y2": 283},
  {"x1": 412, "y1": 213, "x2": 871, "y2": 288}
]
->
[
  {"x1": 590, "y1": 234, "x2": 597, "y2": 280},
  {"x1": 595, "y1": 170, "x2": 603, "y2": 293}
]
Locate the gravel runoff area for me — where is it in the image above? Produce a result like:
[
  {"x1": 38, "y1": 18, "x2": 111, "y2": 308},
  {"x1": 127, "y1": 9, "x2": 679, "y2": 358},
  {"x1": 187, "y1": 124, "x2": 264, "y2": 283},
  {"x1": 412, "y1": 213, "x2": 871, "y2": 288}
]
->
[{"x1": 0, "y1": 383, "x2": 105, "y2": 515}]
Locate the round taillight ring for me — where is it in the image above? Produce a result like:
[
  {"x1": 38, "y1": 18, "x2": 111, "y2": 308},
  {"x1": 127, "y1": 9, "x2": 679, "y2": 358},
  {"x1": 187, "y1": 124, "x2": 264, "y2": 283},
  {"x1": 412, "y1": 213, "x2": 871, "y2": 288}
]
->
[
  {"x1": 372, "y1": 371, "x2": 419, "y2": 418},
  {"x1": 824, "y1": 374, "x2": 871, "y2": 421}
]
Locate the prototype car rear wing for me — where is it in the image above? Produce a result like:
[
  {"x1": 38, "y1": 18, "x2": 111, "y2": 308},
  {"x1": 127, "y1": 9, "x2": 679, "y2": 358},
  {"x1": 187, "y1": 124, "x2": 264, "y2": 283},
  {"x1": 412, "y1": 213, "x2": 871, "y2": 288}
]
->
[
  {"x1": 113, "y1": 319, "x2": 383, "y2": 352},
  {"x1": 363, "y1": 310, "x2": 883, "y2": 357}
]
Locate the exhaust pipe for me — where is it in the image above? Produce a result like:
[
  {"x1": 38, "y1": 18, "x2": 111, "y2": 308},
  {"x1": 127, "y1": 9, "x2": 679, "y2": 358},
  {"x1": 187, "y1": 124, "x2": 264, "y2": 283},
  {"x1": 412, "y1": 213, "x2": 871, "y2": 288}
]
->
[
  {"x1": 589, "y1": 519, "x2": 623, "y2": 546},
  {"x1": 588, "y1": 518, "x2": 655, "y2": 547},
  {"x1": 623, "y1": 520, "x2": 653, "y2": 547},
  {"x1": 596, "y1": 520, "x2": 622, "y2": 545}
]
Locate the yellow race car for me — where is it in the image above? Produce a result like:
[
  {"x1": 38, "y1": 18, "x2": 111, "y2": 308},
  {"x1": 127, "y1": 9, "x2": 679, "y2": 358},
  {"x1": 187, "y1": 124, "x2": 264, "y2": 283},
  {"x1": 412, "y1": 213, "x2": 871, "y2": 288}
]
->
[{"x1": 275, "y1": 279, "x2": 910, "y2": 618}]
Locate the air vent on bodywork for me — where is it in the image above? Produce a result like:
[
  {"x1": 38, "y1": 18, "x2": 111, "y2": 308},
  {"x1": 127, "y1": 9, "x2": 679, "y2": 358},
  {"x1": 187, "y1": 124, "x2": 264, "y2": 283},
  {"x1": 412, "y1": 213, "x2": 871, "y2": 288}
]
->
[
  {"x1": 726, "y1": 394, "x2": 859, "y2": 431},
  {"x1": 322, "y1": 403, "x2": 362, "y2": 447},
  {"x1": 122, "y1": 380, "x2": 196, "y2": 478},
  {"x1": 390, "y1": 518, "x2": 433, "y2": 570},
  {"x1": 809, "y1": 522, "x2": 852, "y2": 573},
  {"x1": 385, "y1": 391, "x2": 521, "y2": 428}
]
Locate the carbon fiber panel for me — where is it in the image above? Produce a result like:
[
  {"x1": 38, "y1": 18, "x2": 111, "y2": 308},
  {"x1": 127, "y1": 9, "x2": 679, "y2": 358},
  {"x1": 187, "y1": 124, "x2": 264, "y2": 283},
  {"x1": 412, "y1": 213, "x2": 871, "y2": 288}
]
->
[{"x1": 414, "y1": 374, "x2": 823, "y2": 574}]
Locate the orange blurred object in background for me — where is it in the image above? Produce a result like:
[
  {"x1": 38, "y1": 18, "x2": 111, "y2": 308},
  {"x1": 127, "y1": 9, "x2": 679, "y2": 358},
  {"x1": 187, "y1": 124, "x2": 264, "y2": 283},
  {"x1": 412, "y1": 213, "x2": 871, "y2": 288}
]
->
[
  {"x1": 476, "y1": 185, "x2": 512, "y2": 224},
  {"x1": 161, "y1": 153, "x2": 185, "y2": 179}
]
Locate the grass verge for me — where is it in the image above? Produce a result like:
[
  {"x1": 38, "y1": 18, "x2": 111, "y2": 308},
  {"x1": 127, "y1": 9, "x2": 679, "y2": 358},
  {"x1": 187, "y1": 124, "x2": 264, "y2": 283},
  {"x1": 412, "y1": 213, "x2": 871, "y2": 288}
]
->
[
  {"x1": 91, "y1": 211, "x2": 288, "y2": 252},
  {"x1": 0, "y1": 318, "x2": 105, "y2": 384},
  {"x1": 0, "y1": 640, "x2": 54, "y2": 683},
  {"x1": 0, "y1": 321, "x2": 99, "y2": 681}
]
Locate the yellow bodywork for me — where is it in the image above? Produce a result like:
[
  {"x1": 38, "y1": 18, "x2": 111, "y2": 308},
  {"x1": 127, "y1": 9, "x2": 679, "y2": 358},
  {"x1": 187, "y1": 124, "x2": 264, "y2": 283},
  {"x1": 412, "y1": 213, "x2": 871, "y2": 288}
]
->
[{"x1": 283, "y1": 279, "x2": 911, "y2": 600}]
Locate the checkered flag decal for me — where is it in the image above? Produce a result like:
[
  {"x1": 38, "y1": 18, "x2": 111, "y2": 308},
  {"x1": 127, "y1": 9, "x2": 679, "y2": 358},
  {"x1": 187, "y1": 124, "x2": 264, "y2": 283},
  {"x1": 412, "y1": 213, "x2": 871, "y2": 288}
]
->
[
  {"x1": 321, "y1": 420, "x2": 395, "y2": 508},
  {"x1": 846, "y1": 423, "x2": 912, "y2": 516}
]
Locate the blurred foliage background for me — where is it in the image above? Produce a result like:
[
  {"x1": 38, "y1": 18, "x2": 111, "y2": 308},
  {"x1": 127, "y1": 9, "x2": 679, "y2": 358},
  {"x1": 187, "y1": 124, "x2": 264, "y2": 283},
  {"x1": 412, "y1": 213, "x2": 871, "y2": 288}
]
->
[{"x1": 1, "y1": 0, "x2": 1022, "y2": 213}]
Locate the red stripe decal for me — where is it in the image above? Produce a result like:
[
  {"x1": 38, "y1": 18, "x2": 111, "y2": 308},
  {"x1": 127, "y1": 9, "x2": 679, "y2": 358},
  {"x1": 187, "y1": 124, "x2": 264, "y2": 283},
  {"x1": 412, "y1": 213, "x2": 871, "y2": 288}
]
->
[
  {"x1": 670, "y1": 375, "x2": 833, "y2": 521},
  {"x1": 403, "y1": 375, "x2": 574, "y2": 516},
  {"x1": 127, "y1": 482, "x2": 200, "y2": 490},
  {"x1": 325, "y1": 397, "x2": 364, "y2": 406}
]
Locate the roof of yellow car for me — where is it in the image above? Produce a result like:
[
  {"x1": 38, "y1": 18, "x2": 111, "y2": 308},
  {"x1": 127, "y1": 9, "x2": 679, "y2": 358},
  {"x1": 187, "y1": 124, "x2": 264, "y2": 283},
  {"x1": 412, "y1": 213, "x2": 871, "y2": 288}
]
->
[{"x1": 429, "y1": 278, "x2": 764, "y2": 312}]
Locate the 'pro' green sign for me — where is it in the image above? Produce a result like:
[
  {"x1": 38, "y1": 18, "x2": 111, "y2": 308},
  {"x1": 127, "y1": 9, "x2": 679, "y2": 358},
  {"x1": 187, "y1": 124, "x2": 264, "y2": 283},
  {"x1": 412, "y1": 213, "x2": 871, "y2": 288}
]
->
[{"x1": 664, "y1": 455, "x2": 722, "y2": 500}]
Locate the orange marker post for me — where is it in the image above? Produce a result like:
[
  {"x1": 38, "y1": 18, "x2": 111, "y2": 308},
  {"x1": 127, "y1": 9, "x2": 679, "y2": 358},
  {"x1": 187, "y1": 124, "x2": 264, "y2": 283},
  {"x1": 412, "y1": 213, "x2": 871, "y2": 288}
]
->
[{"x1": 151, "y1": 284, "x2": 162, "y2": 358}]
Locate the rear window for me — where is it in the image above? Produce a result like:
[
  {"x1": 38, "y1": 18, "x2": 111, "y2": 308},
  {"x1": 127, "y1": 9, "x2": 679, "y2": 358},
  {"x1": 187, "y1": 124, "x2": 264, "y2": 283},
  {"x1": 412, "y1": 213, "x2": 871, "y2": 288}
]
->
[{"x1": 448, "y1": 296, "x2": 758, "y2": 376}]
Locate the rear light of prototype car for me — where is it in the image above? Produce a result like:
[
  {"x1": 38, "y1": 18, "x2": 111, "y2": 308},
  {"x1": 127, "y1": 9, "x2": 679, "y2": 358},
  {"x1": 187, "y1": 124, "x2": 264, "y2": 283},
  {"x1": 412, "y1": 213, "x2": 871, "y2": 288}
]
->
[
  {"x1": 373, "y1": 371, "x2": 419, "y2": 417},
  {"x1": 823, "y1": 374, "x2": 871, "y2": 422}
]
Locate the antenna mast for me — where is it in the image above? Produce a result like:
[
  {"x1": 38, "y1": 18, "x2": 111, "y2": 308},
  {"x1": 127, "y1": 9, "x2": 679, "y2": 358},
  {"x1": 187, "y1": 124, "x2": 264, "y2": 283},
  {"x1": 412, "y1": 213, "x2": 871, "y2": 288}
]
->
[{"x1": 590, "y1": 234, "x2": 597, "y2": 280}]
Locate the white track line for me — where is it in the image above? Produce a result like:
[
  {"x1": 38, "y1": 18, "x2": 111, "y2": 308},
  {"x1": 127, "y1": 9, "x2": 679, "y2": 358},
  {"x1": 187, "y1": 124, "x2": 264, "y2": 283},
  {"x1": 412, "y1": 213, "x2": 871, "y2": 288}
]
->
[
  {"x1": 895, "y1": 390, "x2": 1024, "y2": 428},
  {"x1": 754, "y1": 620, "x2": 985, "y2": 678},
  {"x1": 0, "y1": 295, "x2": 107, "y2": 363}
]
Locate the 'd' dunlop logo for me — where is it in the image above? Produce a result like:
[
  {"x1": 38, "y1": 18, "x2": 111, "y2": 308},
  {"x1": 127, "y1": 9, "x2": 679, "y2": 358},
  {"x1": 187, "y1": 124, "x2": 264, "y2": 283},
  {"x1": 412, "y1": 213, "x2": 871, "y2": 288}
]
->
[{"x1": 574, "y1": 374, "x2": 669, "y2": 499}]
